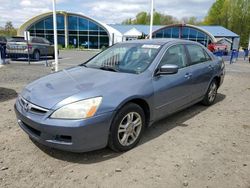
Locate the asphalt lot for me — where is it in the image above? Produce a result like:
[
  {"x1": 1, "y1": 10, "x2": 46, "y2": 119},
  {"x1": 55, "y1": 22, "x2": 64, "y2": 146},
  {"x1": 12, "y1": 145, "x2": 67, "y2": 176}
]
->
[
  {"x1": 0, "y1": 50, "x2": 250, "y2": 188},
  {"x1": 5, "y1": 50, "x2": 99, "y2": 70}
]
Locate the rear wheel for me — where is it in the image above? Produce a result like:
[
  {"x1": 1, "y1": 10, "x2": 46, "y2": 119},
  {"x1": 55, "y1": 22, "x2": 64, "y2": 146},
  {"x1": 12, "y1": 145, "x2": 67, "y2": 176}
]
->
[
  {"x1": 108, "y1": 103, "x2": 145, "y2": 152},
  {"x1": 33, "y1": 50, "x2": 40, "y2": 61},
  {"x1": 202, "y1": 80, "x2": 218, "y2": 106}
]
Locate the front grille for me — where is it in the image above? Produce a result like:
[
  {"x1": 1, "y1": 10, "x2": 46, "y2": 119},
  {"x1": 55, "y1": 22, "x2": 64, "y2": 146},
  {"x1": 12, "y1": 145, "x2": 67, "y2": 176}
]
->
[{"x1": 19, "y1": 96, "x2": 49, "y2": 115}]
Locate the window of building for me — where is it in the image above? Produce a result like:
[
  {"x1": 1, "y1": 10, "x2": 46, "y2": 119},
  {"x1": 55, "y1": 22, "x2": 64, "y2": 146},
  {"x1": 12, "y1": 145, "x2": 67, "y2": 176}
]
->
[
  {"x1": 79, "y1": 18, "x2": 88, "y2": 30},
  {"x1": 171, "y1": 27, "x2": 179, "y2": 38},
  {"x1": 68, "y1": 16, "x2": 78, "y2": 31},
  {"x1": 182, "y1": 27, "x2": 189, "y2": 39},
  {"x1": 163, "y1": 28, "x2": 172, "y2": 38},
  {"x1": 27, "y1": 14, "x2": 109, "y2": 49}
]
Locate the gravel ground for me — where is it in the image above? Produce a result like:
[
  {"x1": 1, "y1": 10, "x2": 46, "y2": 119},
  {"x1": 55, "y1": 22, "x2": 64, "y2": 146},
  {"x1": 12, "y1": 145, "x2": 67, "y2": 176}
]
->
[{"x1": 0, "y1": 52, "x2": 250, "y2": 188}]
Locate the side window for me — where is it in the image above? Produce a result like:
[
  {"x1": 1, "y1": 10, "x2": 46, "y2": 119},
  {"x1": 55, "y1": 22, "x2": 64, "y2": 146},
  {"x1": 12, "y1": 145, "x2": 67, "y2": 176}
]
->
[
  {"x1": 186, "y1": 45, "x2": 210, "y2": 65},
  {"x1": 43, "y1": 39, "x2": 50, "y2": 44},
  {"x1": 203, "y1": 49, "x2": 212, "y2": 61},
  {"x1": 31, "y1": 38, "x2": 38, "y2": 43},
  {"x1": 32, "y1": 38, "x2": 44, "y2": 44},
  {"x1": 37, "y1": 38, "x2": 45, "y2": 44},
  {"x1": 159, "y1": 45, "x2": 187, "y2": 68}
]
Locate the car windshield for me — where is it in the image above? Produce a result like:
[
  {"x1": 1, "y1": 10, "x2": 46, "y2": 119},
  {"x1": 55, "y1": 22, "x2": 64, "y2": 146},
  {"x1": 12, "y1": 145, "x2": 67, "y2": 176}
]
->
[
  {"x1": 84, "y1": 43, "x2": 162, "y2": 74},
  {"x1": 9, "y1": 38, "x2": 26, "y2": 42}
]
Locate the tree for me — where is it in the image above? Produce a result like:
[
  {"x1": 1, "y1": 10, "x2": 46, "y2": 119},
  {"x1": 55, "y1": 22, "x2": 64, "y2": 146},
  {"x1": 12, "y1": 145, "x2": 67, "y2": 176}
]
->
[
  {"x1": 5, "y1": 21, "x2": 15, "y2": 32},
  {"x1": 203, "y1": 0, "x2": 250, "y2": 48},
  {"x1": 122, "y1": 11, "x2": 179, "y2": 25},
  {"x1": 135, "y1": 12, "x2": 148, "y2": 24},
  {"x1": 0, "y1": 21, "x2": 17, "y2": 36},
  {"x1": 181, "y1": 17, "x2": 201, "y2": 25},
  {"x1": 122, "y1": 18, "x2": 133, "y2": 25},
  {"x1": 203, "y1": 0, "x2": 226, "y2": 26}
]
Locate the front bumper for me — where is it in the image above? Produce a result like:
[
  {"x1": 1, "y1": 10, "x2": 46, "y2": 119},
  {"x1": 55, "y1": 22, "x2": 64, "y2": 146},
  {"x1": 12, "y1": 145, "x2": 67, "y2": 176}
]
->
[{"x1": 14, "y1": 101, "x2": 114, "y2": 152}]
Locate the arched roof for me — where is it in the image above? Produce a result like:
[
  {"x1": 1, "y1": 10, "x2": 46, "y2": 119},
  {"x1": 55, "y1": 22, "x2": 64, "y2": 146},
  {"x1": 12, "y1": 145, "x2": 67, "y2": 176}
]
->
[
  {"x1": 18, "y1": 11, "x2": 123, "y2": 45},
  {"x1": 152, "y1": 23, "x2": 217, "y2": 43}
]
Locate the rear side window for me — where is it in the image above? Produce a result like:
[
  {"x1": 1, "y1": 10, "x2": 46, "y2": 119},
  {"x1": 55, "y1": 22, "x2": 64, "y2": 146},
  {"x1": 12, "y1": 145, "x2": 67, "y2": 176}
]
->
[
  {"x1": 43, "y1": 38, "x2": 50, "y2": 44},
  {"x1": 186, "y1": 44, "x2": 211, "y2": 65},
  {"x1": 159, "y1": 45, "x2": 187, "y2": 68},
  {"x1": 32, "y1": 38, "x2": 44, "y2": 44}
]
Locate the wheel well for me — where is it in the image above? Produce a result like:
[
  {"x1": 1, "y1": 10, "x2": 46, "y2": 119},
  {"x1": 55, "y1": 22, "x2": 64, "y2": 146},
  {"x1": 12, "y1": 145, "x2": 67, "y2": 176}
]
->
[
  {"x1": 33, "y1": 49, "x2": 40, "y2": 54},
  {"x1": 122, "y1": 99, "x2": 150, "y2": 126}
]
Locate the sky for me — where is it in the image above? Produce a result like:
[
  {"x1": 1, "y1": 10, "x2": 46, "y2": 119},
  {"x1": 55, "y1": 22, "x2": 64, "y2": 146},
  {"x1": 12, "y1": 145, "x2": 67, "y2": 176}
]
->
[{"x1": 0, "y1": 0, "x2": 215, "y2": 27}]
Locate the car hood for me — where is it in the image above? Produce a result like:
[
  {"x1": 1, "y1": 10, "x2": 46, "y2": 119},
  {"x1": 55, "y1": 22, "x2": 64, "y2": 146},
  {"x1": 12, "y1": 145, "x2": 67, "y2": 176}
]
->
[{"x1": 21, "y1": 66, "x2": 138, "y2": 109}]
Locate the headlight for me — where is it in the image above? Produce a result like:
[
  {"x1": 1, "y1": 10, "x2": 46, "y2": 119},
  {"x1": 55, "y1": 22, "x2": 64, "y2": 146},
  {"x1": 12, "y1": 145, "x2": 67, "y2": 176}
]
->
[{"x1": 50, "y1": 97, "x2": 102, "y2": 119}]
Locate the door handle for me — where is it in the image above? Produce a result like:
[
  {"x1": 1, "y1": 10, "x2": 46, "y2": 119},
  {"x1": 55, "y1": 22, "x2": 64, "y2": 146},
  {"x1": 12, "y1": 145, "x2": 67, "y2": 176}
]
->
[{"x1": 184, "y1": 73, "x2": 192, "y2": 79}]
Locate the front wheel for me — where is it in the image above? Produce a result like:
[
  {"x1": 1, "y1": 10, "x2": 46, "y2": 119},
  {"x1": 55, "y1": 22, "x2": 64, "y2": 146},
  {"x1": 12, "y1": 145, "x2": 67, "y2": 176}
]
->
[
  {"x1": 202, "y1": 80, "x2": 218, "y2": 106},
  {"x1": 108, "y1": 103, "x2": 145, "y2": 152}
]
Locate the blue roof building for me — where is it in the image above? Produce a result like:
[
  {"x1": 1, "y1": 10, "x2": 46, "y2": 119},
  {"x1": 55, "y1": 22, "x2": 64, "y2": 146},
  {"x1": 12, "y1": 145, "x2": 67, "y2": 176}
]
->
[
  {"x1": 110, "y1": 23, "x2": 240, "y2": 50},
  {"x1": 18, "y1": 12, "x2": 240, "y2": 50},
  {"x1": 198, "y1": 26, "x2": 239, "y2": 38},
  {"x1": 108, "y1": 24, "x2": 163, "y2": 35}
]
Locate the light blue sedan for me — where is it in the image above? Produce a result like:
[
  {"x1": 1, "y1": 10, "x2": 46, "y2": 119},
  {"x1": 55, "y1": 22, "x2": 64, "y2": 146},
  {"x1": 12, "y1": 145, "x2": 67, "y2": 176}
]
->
[{"x1": 15, "y1": 39, "x2": 225, "y2": 152}]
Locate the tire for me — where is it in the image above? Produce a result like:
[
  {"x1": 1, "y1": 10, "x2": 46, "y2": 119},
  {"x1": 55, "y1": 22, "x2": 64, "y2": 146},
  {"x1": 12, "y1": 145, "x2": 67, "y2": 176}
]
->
[
  {"x1": 33, "y1": 50, "x2": 40, "y2": 61},
  {"x1": 108, "y1": 103, "x2": 145, "y2": 152},
  {"x1": 202, "y1": 80, "x2": 218, "y2": 106}
]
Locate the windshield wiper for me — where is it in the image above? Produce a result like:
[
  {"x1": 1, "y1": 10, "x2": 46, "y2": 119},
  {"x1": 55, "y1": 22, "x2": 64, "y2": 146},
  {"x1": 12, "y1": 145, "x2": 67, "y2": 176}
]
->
[
  {"x1": 99, "y1": 66, "x2": 119, "y2": 72},
  {"x1": 80, "y1": 64, "x2": 88, "y2": 67}
]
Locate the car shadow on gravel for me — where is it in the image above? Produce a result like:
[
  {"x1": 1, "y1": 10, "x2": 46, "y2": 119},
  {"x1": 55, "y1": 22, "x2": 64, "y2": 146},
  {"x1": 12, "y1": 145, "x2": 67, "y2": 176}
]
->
[
  {"x1": 0, "y1": 87, "x2": 18, "y2": 102},
  {"x1": 142, "y1": 93, "x2": 226, "y2": 145},
  {"x1": 33, "y1": 93, "x2": 226, "y2": 164}
]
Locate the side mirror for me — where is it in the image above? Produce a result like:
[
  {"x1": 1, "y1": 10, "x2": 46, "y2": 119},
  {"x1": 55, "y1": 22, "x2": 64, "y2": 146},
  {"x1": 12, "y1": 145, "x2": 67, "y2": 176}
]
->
[{"x1": 156, "y1": 64, "x2": 178, "y2": 75}]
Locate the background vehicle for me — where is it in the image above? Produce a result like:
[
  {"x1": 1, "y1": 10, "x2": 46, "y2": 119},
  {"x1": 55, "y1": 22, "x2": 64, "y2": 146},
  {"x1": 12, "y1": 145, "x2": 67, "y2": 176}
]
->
[
  {"x1": 15, "y1": 39, "x2": 225, "y2": 152},
  {"x1": 6, "y1": 36, "x2": 55, "y2": 60},
  {"x1": 0, "y1": 36, "x2": 7, "y2": 59},
  {"x1": 208, "y1": 42, "x2": 228, "y2": 55}
]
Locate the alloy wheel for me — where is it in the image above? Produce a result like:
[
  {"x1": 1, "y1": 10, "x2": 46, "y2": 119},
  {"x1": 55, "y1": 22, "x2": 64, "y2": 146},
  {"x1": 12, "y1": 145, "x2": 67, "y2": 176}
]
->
[
  {"x1": 208, "y1": 82, "x2": 217, "y2": 102},
  {"x1": 117, "y1": 112, "x2": 142, "y2": 147}
]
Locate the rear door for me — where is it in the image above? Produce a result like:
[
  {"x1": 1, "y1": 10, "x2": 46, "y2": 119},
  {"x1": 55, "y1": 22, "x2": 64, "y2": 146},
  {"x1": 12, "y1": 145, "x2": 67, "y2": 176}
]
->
[
  {"x1": 32, "y1": 38, "x2": 47, "y2": 55},
  {"x1": 43, "y1": 38, "x2": 54, "y2": 55},
  {"x1": 152, "y1": 44, "x2": 193, "y2": 120},
  {"x1": 185, "y1": 44, "x2": 215, "y2": 100}
]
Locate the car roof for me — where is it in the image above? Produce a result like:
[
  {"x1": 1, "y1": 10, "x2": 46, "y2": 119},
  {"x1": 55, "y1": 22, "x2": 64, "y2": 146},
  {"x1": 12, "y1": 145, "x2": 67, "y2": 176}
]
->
[{"x1": 120, "y1": 38, "x2": 200, "y2": 46}]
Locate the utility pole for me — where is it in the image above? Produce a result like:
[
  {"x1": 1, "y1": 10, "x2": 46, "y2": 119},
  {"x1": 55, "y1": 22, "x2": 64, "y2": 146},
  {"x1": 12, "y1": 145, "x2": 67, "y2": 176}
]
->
[
  {"x1": 52, "y1": 0, "x2": 58, "y2": 71},
  {"x1": 248, "y1": 34, "x2": 250, "y2": 50},
  {"x1": 149, "y1": 0, "x2": 154, "y2": 39}
]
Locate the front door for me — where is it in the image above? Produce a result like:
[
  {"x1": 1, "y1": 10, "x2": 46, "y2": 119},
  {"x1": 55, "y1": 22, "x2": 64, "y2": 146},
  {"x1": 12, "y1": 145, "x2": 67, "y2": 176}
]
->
[{"x1": 152, "y1": 44, "x2": 193, "y2": 120}]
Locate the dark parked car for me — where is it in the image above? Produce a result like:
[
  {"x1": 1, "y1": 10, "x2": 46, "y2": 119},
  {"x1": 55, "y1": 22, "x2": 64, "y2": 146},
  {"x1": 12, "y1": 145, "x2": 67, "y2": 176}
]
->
[
  {"x1": 15, "y1": 39, "x2": 225, "y2": 152},
  {"x1": 6, "y1": 36, "x2": 55, "y2": 60}
]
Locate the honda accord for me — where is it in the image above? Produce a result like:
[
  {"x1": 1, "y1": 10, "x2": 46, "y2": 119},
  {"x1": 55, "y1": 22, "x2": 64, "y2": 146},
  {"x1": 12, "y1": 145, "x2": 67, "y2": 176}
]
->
[{"x1": 15, "y1": 39, "x2": 225, "y2": 152}]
